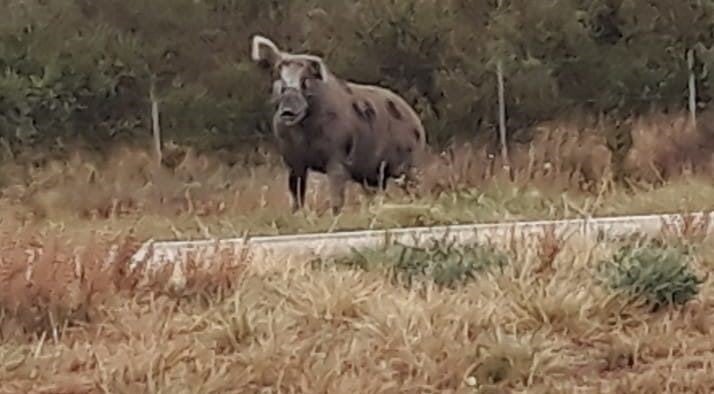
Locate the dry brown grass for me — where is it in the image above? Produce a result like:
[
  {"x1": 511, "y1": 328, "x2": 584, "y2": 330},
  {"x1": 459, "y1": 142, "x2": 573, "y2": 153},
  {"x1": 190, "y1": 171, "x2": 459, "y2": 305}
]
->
[
  {"x1": 1, "y1": 110, "x2": 713, "y2": 242},
  {"x1": 0, "y1": 222, "x2": 712, "y2": 393},
  {"x1": 2, "y1": 110, "x2": 714, "y2": 392}
]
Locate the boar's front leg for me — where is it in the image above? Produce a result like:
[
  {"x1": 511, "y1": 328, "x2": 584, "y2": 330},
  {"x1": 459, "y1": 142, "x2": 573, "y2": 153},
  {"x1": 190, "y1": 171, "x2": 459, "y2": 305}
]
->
[{"x1": 288, "y1": 166, "x2": 308, "y2": 212}]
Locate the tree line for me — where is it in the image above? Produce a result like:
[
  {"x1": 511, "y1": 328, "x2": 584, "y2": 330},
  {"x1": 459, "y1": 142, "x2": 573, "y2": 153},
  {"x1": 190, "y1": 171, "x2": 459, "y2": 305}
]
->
[{"x1": 0, "y1": 0, "x2": 712, "y2": 153}]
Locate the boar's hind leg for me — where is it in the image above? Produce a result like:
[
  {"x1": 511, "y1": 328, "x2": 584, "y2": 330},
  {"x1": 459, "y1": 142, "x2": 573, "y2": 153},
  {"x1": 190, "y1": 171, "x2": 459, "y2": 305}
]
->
[
  {"x1": 327, "y1": 160, "x2": 350, "y2": 215},
  {"x1": 376, "y1": 160, "x2": 390, "y2": 191},
  {"x1": 288, "y1": 167, "x2": 308, "y2": 212}
]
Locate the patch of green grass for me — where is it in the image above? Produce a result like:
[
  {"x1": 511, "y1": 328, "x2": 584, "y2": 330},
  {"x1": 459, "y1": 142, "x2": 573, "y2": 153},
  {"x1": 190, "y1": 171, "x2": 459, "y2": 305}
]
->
[
  {"x1": 597, "y1": 241, "x2": 704, "y2": 311},
  {"x1": 315, "y1": 238, "x2": 510, "y2": 289}
]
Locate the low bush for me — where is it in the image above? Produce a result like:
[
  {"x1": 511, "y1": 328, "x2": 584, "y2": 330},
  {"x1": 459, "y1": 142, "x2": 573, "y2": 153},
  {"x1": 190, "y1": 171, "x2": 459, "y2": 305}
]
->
[
  {"x1": 0, "y1": 229, "x2": 248, "y2": 339},
  {"x1": 597, "y1": 241, "x2": 704, "y2": 311}
]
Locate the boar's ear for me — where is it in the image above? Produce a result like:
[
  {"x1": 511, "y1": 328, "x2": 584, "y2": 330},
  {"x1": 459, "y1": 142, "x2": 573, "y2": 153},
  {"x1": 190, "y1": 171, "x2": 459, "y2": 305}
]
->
[
  {"x1": 301, "y1": 54, "x2": 330, "y2": 82},
  {"x1": 251, "y1": 35, "x2": 282, "y2": 71}
]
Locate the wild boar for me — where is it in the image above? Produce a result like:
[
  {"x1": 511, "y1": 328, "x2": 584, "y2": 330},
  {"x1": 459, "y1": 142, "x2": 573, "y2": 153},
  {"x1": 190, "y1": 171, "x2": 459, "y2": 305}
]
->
[{"x1": 251, "y1": 35, "x2": 428, "y2": 214}]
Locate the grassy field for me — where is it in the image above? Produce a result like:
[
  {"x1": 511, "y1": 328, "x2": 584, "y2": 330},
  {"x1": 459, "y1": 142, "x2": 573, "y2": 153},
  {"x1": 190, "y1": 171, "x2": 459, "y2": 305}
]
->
[
  {"x1": 2, "y1": 112, "x2": 714, "y2": 242},
  {"x1": 0, "y1": 112, "x2": 713, "y2": 392},
  {"x1": 0, "y1": 225, "x2": 711, "y2": 393}
]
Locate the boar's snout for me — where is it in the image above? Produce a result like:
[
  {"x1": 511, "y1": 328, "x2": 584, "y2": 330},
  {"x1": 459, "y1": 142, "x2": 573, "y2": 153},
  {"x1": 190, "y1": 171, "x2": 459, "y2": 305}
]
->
[{"x1": 277, "y1": 88, "x2": 308, "y2": 126}]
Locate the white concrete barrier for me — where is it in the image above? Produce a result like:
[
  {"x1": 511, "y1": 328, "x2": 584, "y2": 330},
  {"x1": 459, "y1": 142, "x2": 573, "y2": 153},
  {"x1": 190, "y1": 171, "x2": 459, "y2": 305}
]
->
[{"x1": 130, "y1": 210, "x2": 714, "y2": 271}]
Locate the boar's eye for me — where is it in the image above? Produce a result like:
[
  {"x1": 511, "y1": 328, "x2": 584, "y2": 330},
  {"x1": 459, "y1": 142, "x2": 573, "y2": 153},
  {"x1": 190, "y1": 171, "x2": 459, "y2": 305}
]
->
[
  {"x1": 272, "y1": 80, "x2": 286, "y2": 96},
  {"x1": 301, "y1": 77, "x2": 318, "y2": 94}
]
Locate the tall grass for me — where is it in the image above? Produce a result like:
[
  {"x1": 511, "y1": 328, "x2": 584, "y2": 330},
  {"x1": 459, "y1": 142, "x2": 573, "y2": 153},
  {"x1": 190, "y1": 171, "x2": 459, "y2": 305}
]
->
[{"x1": 2, "y1": 111, "x2": 714, "y2": 242}]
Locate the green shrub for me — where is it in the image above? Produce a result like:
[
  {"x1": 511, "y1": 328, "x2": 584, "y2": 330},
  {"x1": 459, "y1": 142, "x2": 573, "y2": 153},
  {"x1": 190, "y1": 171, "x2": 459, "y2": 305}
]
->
[
  {"x1": 316, "y1": 238, "x2": 509, "y2": 289},
  {"x1": 1, "y1": 0, "x2": 713, "y2": 153},
  {"x1": 597, "y1": 242, "x2": 704, "y2": 311}
]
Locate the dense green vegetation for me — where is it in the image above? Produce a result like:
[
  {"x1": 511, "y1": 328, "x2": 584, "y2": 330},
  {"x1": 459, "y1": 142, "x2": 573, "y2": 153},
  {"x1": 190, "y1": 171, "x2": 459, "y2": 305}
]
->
[{"x1": 1, "y1": 0, "x2": 712, "y2": 153}]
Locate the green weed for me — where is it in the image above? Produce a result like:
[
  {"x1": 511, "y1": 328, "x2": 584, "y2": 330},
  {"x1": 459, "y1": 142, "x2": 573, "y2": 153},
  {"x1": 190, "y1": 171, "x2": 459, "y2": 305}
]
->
[
  {"x1": 597, "y1": 242, "x2": 704, "y2": 311},
  {"x1": 316, "y1": 238, "x2": 509, "y2": 289}
]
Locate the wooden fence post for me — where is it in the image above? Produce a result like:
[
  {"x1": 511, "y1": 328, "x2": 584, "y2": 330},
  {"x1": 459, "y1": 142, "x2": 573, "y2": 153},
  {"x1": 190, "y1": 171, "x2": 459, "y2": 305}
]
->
[
  {"x1": 150, "y1": 77, "x2": 162, "y2": 165},
  {"x1": 687, "y1": 48, "x2": 697, "y2": 127}
]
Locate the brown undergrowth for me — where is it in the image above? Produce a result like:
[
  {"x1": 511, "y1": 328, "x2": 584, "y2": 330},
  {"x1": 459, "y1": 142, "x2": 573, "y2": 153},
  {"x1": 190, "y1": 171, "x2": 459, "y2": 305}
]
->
[
  {"x1": 0, "y1": 230, "x2": 248, "y2": 341},
  {"x1": 0, "y1": 219, "x2": 712, "y2": 392},
  {"x1": 0, "y1": 111, "x2": 713, "y2": 241}
]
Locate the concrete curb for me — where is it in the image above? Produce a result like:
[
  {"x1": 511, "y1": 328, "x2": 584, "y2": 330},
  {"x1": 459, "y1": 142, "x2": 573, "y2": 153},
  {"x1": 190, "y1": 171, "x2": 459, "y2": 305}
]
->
[{"x1": 130, "y1": 210, "x2": 714, "y2": 270}]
